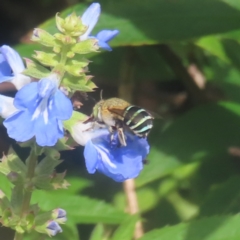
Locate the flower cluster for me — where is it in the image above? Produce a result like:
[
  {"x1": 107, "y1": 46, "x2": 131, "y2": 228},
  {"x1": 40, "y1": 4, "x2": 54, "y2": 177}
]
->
[
  {"x1": 0, "y1": 2, "x2": 153, "y2": 239},
  {"x1": 0, "y1": 6, "x2": 151, "y2": 239}
]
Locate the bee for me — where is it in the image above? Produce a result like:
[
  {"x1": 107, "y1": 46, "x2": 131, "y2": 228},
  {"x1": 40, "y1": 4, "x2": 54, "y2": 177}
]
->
[{"x1": 92, "y1": 97, "x2": 154, "y2": 146}]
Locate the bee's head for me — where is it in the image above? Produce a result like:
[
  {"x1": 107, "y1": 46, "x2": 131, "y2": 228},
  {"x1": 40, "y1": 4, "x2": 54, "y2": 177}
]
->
[{"x1": 92, "y1": 100, "x2": 104, "y2": 121}]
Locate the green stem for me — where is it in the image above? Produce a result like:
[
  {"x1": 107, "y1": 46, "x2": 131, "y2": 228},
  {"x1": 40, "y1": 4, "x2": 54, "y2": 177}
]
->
[
  {"x1": 14, "y1": 232, "x2": 23, "y2": 240},
  {"x1": 14, "y1": 149, "x2": 38, "y2": 240}
]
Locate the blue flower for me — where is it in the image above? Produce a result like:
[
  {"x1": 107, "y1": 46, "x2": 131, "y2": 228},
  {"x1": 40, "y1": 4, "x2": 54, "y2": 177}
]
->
[
  {"x1": 0, "y1": 95, "x2": 17, "y2": 118},
  {"x1": 81, "y1": 124, "x2": 149, "y2": 182},
  {"x1": 0, "y1": 45, "x2": 31, "y2": 89},
  {"x1": 46, "y1": 221, "x2": 62, "y2": 236},
  {"x1": 3, "y1": 75, "x2": 72, "y2": 146},
  {"x1": 80, "y1": 3, "x2": 119, "y2": 51}
]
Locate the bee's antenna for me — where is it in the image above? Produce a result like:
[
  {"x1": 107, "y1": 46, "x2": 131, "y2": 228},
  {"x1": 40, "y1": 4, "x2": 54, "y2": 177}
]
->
[{"x1": 100, "y1": 89, "x2": 103, "y2": 100}]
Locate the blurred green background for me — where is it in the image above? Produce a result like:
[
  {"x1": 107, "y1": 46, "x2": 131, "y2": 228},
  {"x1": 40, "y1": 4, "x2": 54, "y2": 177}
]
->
[{"x1": 2, "y1": 0, "x2": 240, "y2": 239}]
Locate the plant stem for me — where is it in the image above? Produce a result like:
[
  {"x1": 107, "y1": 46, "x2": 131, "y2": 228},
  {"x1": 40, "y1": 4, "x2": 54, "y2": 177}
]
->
[
  {"x1": 14, "y1": 232, "x2": 23, "y2": 240},
  {"x1": 14, "y1": 148, "x2": 38, "y2": 240},
  {"x1": 119, "y1": 47, "x2": 144, "y2": 239}
]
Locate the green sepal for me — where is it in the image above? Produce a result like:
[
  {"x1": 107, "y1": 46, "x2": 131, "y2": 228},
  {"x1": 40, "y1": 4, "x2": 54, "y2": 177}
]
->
[
  {"x1": 54, "y1": 33, "x2": 77, "y2": 45},
  {"x1": 64, "y1": 110, "x2": 88, "y2": 134},
  {"x1": 31, "y1": 28, "x2": 60, "y2": 48},
  {"x1": 53, "y1": 137, "x2": 74, "y2": 151},
  {"x1": 66, "y1": 51, "x2": 75, "y2": 58},
  {"x1": 0, "y1": 148, "x2": 27, "y2": 177},
  {"x1": 71, "y1": 39, "x2": 99, "y2": 54},
  {"x1": 51, "y1": 171, "x2": 70, "y2": 189},
  {"x1": 33, "y1": 51, "x2": 59, "y2": 67},
  {"x1": 35, "y1": 156, "x2": 62, "y2": 177},
  {"x1": 35, "y1": 211, "x2": 53, "y2": 226},
  {"x1": 64, "y1": 59, "x2": 89, "y2": 76},
  {"x1": 33, "y1": 155, "x2": 64, "y2": 190},
  {"x1": 62, "y1": 74, "x2": 97, "y2": 92},
  {"x1": 0, "y1": 190, "x2": 11, "y2": 215},
  {"x1": 23, "y1": 58, "x2": 50, "y2": 79}
]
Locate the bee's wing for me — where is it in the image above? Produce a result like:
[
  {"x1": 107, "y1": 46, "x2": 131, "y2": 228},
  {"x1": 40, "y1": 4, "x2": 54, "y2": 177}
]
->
[{"x1": 107, "y1": 107, "x2": 126, "y2": 121}]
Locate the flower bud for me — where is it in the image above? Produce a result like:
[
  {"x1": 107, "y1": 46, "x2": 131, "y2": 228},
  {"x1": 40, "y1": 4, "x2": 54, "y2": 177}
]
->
[
  {"x1": 7, "y1": 171, "x2": 20, "y2": 183},
  {"x1": 52, "y1": 208, "x2": 67, "y2": 224},
  {"x1": 46, "y1": 220, "x2": 62, "y2": 236},
  {"x1": 55, "y1": 12, "x2": 87, "y2": 37},
  {"x1": 54, "y1": 33, "x2": 76, "y2": 45}
]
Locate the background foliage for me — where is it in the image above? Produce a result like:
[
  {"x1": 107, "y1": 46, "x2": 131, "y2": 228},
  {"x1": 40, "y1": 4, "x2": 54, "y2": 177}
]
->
[{"x1": 1, "y1": 0, "x2": 240, "y2": 239}]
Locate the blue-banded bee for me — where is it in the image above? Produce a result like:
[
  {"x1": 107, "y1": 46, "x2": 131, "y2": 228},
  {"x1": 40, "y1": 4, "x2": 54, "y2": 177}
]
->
[{"x1": 92, "y1": 97, "x2": 154, "y2": 146}]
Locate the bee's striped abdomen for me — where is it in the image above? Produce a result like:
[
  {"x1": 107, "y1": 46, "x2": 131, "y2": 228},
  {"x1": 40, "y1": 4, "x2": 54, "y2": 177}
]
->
[{"x1": 123, "y1": 105, "x2": 153, "y2": 137}]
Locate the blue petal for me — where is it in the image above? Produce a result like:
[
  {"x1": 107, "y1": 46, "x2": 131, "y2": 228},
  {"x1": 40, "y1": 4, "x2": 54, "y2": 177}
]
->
[
  {"x1": 95, "y1": 30, "x2": 119, "y2": 51},
  {"x1": 34, "y1": 114, "x2": 64, "y2": 146},
  {"x1": 38, "y1": 78, "x2": 57, "y2": 98},
  {"x1": 50, "y1": 89, "x2": 72, "y2": 120},
  {"x1": 0, "y1": 54, "x2": 12, "y2": 78},
  {"x1": 0, "y1": 45, "x2": 24, "y2": 74},
  {"x1": 80, "y1": 3, "x2": 101, "y2": 40},
  {"x1": 96, "y1": 30, "x2": 119, "y2": 43},
  {"x1": 4, "y1": 111, "x2": 35, "y2": 142},
  {"x1": 84, "y1": 141, "x2": 99, "y2": 174},
  {"x1": 14, "y1": 82, "x2": 39, "y2": 112},
  {"x1": 84, "y1": 132, "x2": 149, "y2": 182},
  {"x1": 97, "y1": 41, "x2": 112, "y2": 51}
]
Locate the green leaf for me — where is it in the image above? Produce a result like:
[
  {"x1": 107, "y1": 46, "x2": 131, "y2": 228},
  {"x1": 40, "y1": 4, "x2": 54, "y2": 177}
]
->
[
  {"x1": 114, "y1": 187, "x2": 158, "y2": 213},
  {"x1": 136, "y1": 148, "x2": 181, "y2": 187},
  {"x1": 140, "y1": 214, "x2": 240, "y2": 240},
  {"x1": 90, "y1": 224, "x2": 105, "y2": 240},
  {"x1": 195, "y1": 36, "x2": 231, "y2": 63},
  {"x1": 199, "y1": 176, "x2": 240, "y2": 217},
  {"x1": 32, "y1": 191, "x2": 128, "y2": 224},
  {"x1": 111, "y1": 216, "x2": 138, "y2": 240},
  {"x1": 41, "y1": 0, "x2": 240, "y2": 46}
]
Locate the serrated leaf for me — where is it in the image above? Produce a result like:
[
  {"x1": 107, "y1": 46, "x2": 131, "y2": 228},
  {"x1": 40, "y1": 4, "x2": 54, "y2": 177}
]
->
[
  {"x1": 140, "y1": 214, "x2": 240, "y2": 240},
  {"x1": 111, "y1": 216, "x2": 138, "y2": 240}
]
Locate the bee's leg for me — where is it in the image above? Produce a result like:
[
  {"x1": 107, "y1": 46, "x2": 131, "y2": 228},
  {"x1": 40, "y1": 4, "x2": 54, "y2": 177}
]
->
[
  {"x1": 115, "y1": 121, "x2": 126, "y2": 147},
  {"x1": 109, "y1": 127, "x2": 114, "y2": 142},
  {"x1": 117, "y1": 128, "x2": 127, "y2": 147}
]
